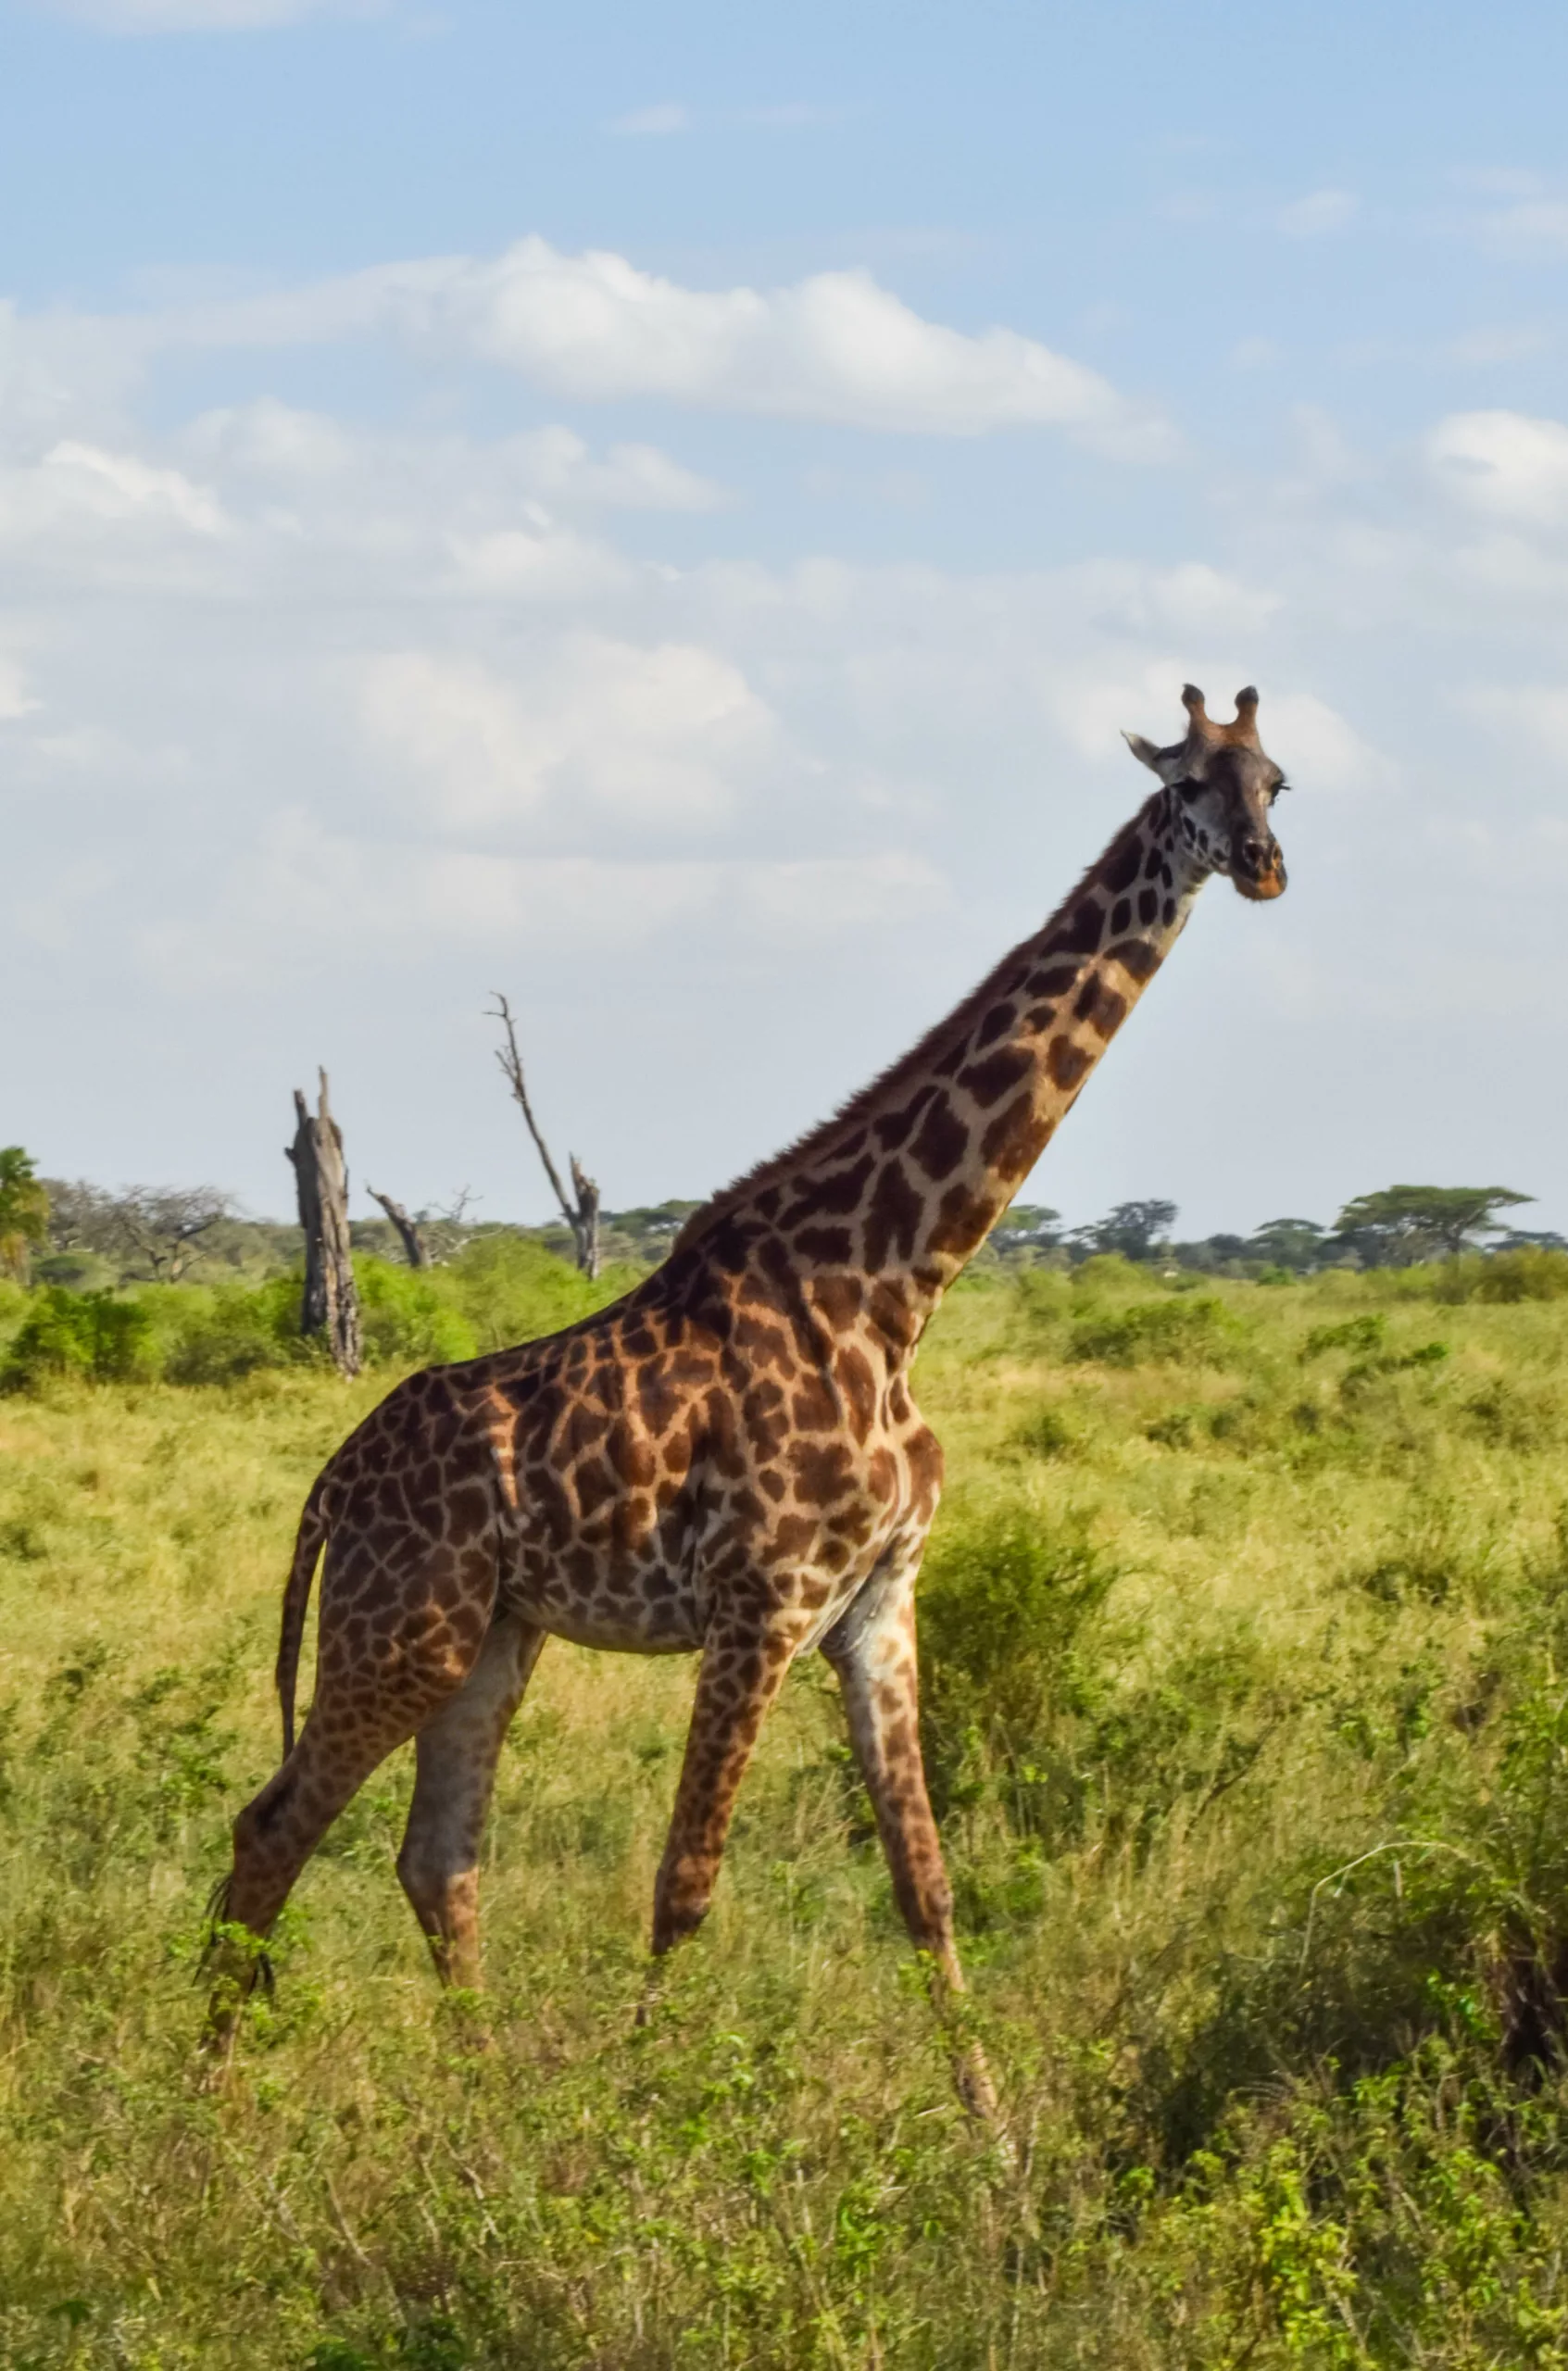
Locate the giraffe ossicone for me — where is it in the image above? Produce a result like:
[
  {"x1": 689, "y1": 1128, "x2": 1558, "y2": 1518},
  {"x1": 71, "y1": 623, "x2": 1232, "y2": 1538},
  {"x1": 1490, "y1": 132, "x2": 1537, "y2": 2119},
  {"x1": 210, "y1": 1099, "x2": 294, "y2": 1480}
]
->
[{"x1": 208, "y1": 684, "x2": 1290, "y2": 2116}]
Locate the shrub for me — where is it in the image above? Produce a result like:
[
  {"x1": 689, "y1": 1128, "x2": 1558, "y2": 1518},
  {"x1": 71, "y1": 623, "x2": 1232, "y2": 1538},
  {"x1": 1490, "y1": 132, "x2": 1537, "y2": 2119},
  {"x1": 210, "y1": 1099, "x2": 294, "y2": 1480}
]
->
[
  {"x1": 1432, "y1": 1247, "x2": 1568, "y2": 1303},
  {"x1": 159, "y1": 1275, "x2": 305, "y2": 1384},
  {"x1": 1304, "y1": 1312, "x2": 1387, "y2": 1360},
  {"x1": 355, "y1": 1258, "x2": 478, "y2": 1368},
  {"x1": 1069, "y1": 1293, "x2": 1238, "y2": 1367},
  {"x1": 0, "y1": 1236, "x2": 640, "y2": 1395},
  {"x1": 0, "y1": 1287, "x2": 156, "y2": 1389},
  {"x1": 441, "y1": 1232, "x2": 637, "y2": 1353},
  {"x1": 917, "y1": 1499, "x2": 1119, "y2": 1814}
]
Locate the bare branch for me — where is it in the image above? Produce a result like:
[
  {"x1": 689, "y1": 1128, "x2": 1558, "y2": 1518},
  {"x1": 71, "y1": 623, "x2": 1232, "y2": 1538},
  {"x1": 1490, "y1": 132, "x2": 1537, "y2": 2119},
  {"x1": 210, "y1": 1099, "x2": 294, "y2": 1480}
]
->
[
  {"x1": 487, "y1": 992, "x2": 601, "y2": 1278},
  {"x1": 366, "y1": 1186, "x2": 428, "y2": 1270},
  {"x1": 488, "y1": 992, "x2": 577, "y2": 1225}
]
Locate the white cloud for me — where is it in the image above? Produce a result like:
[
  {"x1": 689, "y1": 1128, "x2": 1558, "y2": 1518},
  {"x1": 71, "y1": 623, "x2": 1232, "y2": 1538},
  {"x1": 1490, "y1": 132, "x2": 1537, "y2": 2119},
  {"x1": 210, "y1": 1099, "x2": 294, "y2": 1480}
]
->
[
  {"x1": 44, "y1": 0, "x2": 372, "y2": 28},
  {"x1": 141, "y1": 816, "x2": 947, "y2": 985},
  {"x1": 1446, "y1": 325, "x2": 1549, "y2": 367},
  {"x1": 1474, "y1": 199, "x2": 1568, "y2": 256},
  {"x1": 1461, "y1": 684, "x2": 1568, "y2": 771},
  {"x1": 607, "y1": 103, "x2": 690, "y2": 136},
  {"x1": 425, "y1": 242, "x2": 1173, "y2": 455},
  {"x1": 441, "y1": 524, "x2": 632, "y2": 603},
  {"x1": 6, "y1": 329, "x2": 1567, "y2": 1230},
  {"x1": 0, "y1": 441, "x2": 225, "y2": 544},
  {"x1": 508, "y1": 426, "x2": 726, "y2": 511},
  {"x1": 1263, "y1": 692, "x2": 1392, "y2": 792},
  {"x1": 1427, "y1": 408, "x2": 1568, "y2": 521},
  {"x1": 358, "y1": 639, "x2": 775, "y2": 829},
  {"x1": 1278, "y1": 189, "x2": 1359, "y2": 238},
  {"x1": 184, "y1": 397, "x2": 356, "y2": 477},
  {"x1": 19, "y1": 239, "x2": 1172, "y2": 458},
  {"x1": 1045, "y1": 659, "x2": 1337, "y2": 774},
  {"x1": 0, "y1": 659, "x2": 39, "y2": 720}
]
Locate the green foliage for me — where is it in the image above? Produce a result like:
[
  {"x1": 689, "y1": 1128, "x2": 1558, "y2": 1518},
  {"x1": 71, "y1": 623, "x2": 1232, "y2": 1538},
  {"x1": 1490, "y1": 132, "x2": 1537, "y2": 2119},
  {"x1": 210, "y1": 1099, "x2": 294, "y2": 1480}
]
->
[
  {"x1": 10, "y1": 1266, "x2": 1568, "y2": 2360},
  {"x1": 0, "y1": 1146, "x2": 50, "y2": 1283},
  {"x1": 1070, "y1": 1291, "x2": 1239, "y2": 1367},
  {"x1": 917, "y1": 1499, "x2": 1119, "y2": 1811},
  {"x1": 356, "y1": 1258, "x2": 479, "y2": 1367},
  {"x1": 1332, "y1": 1184, "x2": 1535, "y2": 1267},
  {"x1": 1306, "y1": 1312, "x2": 1389, "y2": 1360},
  {"x1": 434, "y1": 1229, "x2": 639, "y2": 1353},
  {"x1": 0, "y1": 1234, "x2": 639, "y2": 1395},
  {"x1": 0, "y1": 1286, "x2": 157, "y2": 1387},
  {"x1": 1433, "y1": 1247, "x2": 1568, "y2": 1304}
]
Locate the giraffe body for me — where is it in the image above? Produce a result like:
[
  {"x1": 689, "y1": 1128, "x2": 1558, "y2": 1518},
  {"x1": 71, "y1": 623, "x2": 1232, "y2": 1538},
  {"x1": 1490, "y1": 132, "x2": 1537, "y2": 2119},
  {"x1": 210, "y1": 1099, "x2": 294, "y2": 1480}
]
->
[{"x1": 213, "y1": 686, "x2": 1288, "y2": 2106}]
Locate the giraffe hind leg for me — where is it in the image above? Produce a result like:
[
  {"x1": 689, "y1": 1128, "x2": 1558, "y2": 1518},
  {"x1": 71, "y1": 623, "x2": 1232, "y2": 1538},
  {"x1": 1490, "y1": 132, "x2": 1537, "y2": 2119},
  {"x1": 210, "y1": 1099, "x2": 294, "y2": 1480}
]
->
[
  {"x1": 396, "y1": 1607, "x2": 546, "y2": 1989},
  {"x1": 206, "y1": 1534, "x2": 498, "y2": 2044}
]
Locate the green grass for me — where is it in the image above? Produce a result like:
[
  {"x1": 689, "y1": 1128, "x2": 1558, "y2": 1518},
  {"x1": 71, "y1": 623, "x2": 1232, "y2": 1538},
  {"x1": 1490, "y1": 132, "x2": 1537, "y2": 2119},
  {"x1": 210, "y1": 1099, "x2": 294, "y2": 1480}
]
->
[{"x1": 7, "y1": 1258, "x2": 1568, "y2": 2364}]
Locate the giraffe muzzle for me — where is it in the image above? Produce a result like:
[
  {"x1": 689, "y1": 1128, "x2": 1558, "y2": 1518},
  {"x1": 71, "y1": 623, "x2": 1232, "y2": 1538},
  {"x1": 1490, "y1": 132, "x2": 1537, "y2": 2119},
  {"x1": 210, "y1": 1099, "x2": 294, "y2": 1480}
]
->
[{"x1": 1232, "y1": 834, "x2": 1286, "y2": 901}]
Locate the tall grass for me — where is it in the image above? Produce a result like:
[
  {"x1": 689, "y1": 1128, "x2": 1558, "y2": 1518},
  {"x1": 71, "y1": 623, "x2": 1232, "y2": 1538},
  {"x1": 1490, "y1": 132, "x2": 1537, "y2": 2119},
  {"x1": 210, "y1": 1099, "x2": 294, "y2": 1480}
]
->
[{"x1": 6, "y1": 1260, "x2": 1568, "y2": 2363}]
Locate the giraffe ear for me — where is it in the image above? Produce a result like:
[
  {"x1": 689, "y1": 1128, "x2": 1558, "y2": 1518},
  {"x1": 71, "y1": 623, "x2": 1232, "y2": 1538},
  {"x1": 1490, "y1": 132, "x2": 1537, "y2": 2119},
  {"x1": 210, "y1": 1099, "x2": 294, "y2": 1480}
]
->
[{"x1": 1123, "y1": 730, "x2": 1167, "y2": 774}]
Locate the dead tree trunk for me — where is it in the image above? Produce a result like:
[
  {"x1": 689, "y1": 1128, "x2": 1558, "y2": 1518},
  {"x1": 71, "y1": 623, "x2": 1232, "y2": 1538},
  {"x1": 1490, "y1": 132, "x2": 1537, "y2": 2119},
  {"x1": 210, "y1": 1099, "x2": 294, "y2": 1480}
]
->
[
  {"x1": 488, "y1": 992, "x2": 601, "y2": 1279},
  {"x1": 366, "y1": 1186, "x2": 428, "y2": 1270},
  {"x1": 285, "y1": 1071, "x2": 362, "y2": 1377}
]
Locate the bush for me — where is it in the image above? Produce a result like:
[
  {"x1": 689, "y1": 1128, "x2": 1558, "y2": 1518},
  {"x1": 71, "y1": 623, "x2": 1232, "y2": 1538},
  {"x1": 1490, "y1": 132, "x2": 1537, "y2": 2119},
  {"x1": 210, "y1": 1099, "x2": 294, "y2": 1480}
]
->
[
  {"x1": 917, "y1": 1499, "x2": 1119, "y2": 1814},
  {"x1": 0, "y1": 1236, "x2": 644, "y2": 1395},
  {"x1": 159, "y1": 1275, "x2": 305, "y2": 1384},
  {"x1": 439, "y1": 1232, "x2": 638, "y2": 1353},
  {"x1": 1069, "y1": 1293, "x2": 1239, "y2": 1367},
  {"x1": 1432, "y1": 1248, "x2": 1568, "y2": 1303},
  {"x1": 0, "y1": 1287, "x2": 157, "y2": 1389},
  {"x1": 355, "y1": 1258, "x2": 478, "y2": 1368}
]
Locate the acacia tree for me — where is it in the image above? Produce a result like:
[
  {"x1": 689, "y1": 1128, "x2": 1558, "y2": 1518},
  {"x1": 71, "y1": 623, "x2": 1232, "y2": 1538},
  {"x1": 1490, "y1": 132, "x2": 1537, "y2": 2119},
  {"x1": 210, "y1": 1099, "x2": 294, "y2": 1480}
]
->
[
  {"x1": 1073, "y1": 1199, "x2": 1178, "y2": 1262},
  {"x1": 1248, "y1": 1217, "x2": 1327, "y2": 1273},
  {"x1": 993, "y1": 1203, "x2": 1062, "y2": 1259},
  {"x1": 38, "y1": 1178, "x2": 235, "y2": 1283},
  {"x1": 0, "y1": 1148, "x2": 50, "y2": 1283},
  {"x1": 1330, "y1": 1186, "x2": 1534, "y2": 1267},
  {"x1": 108, "y1": 1186, "x2": 235, "y2": 1283},
  {"x1": 489, "y1": 993, "x2": 601, "y2": 1278}
]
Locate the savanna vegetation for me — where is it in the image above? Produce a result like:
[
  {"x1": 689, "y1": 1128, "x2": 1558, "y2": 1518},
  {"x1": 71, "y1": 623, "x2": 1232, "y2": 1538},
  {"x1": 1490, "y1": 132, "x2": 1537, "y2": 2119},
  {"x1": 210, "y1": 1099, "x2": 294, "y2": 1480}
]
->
[{"x1": 6, "y1": 1229, "x2": 1568, "y2": 2365}]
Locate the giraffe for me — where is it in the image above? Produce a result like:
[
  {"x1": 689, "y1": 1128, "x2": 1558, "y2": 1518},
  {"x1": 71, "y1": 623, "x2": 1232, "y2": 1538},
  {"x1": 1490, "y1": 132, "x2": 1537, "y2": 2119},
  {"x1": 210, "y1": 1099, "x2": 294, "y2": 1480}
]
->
[{"x1": 207, "y1": 684, "x2": 1288, "y2": 2112}]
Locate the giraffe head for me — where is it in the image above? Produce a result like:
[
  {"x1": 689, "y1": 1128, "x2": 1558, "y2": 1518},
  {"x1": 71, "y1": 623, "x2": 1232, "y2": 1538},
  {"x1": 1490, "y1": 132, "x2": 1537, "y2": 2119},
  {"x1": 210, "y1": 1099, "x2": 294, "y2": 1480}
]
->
[{"x1": 1123, "y1": 684, "x2": 1287, "y2": 901}]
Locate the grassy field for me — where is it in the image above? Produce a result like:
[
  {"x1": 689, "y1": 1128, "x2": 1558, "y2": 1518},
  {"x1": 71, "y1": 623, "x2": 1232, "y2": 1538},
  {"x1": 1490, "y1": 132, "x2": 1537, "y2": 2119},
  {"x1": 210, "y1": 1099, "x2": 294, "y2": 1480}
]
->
[{"x1": 6, "y1": 1251, "x2": 1568, "y2": 2365}]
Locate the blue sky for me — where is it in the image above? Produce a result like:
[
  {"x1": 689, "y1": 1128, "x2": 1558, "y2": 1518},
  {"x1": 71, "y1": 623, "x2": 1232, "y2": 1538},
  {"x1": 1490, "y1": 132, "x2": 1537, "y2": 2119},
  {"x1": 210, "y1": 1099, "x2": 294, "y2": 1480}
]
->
[{"x1": 5, "y1": 0, "x2": 1568, "y2": 1237}]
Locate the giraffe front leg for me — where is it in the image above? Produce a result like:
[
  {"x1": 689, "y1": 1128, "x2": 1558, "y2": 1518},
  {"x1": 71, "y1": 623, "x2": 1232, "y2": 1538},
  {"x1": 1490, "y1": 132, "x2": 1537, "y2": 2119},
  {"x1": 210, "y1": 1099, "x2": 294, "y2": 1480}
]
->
[
  {"x1": 823, "y1": 1565, "x2": 999, "y2": 2123},
  {"x1": 651, "y1": 1620, "x2": 796, "y2": 1956},
  {"x1": 396, "y1": 1608, "x2": 546, "y2": 1989}
]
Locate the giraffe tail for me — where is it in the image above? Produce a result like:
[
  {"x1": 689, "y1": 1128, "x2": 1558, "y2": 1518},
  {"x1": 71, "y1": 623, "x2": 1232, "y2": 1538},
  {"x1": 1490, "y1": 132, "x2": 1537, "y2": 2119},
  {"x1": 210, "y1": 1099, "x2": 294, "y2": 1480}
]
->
[{"x1": 275, "y1": 1470, "x2": 332, "y2": 1759}]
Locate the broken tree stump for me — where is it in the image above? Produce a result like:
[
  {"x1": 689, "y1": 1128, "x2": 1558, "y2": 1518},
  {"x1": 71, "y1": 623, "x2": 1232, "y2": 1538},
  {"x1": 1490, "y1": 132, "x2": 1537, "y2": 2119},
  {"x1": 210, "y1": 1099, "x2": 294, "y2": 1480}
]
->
[{"x1": 285, "y1": 1071, "x2": 362, "y2": 1377}]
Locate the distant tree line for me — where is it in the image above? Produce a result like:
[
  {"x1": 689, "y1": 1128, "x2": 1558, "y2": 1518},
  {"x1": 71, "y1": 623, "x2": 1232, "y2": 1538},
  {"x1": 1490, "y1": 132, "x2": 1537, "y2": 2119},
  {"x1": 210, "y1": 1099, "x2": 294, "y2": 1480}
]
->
[
  {"x1": 7, "y1": 1146, "x2": 1558, "y2": 1300},
  {"x1": 992, "y1": 1186, "x2": 1560, "y2": 1273}
]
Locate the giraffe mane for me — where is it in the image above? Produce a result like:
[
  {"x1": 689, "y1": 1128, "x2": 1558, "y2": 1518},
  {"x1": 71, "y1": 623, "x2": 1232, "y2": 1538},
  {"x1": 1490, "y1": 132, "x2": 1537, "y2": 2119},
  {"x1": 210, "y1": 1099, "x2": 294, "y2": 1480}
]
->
[{"x1": 670, "y1": 798, "x2": 1157, "y2": 1258}]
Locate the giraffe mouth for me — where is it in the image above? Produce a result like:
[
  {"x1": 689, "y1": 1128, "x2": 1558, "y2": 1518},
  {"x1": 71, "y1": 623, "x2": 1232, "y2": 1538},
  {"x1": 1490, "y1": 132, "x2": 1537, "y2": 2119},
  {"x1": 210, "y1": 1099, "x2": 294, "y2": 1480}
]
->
[{"x1": 1233, "y1": 859, "x2": 1287, "y2": 903}]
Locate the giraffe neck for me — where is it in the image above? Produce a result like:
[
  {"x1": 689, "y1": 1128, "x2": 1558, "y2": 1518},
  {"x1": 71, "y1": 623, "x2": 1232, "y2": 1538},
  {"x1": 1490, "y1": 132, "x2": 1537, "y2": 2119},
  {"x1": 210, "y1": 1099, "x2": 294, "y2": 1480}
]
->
[{"x1": 700, "y1": 785, "x2": 1210, "y2": 1359}]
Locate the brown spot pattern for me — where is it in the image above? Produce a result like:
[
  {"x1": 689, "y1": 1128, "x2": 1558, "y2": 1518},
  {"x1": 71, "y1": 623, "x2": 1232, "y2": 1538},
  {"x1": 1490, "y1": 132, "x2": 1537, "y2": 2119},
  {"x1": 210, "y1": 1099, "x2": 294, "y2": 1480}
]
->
[{"x1": 213, "y1": 766, "x2": 1214, "y2": 2111}]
